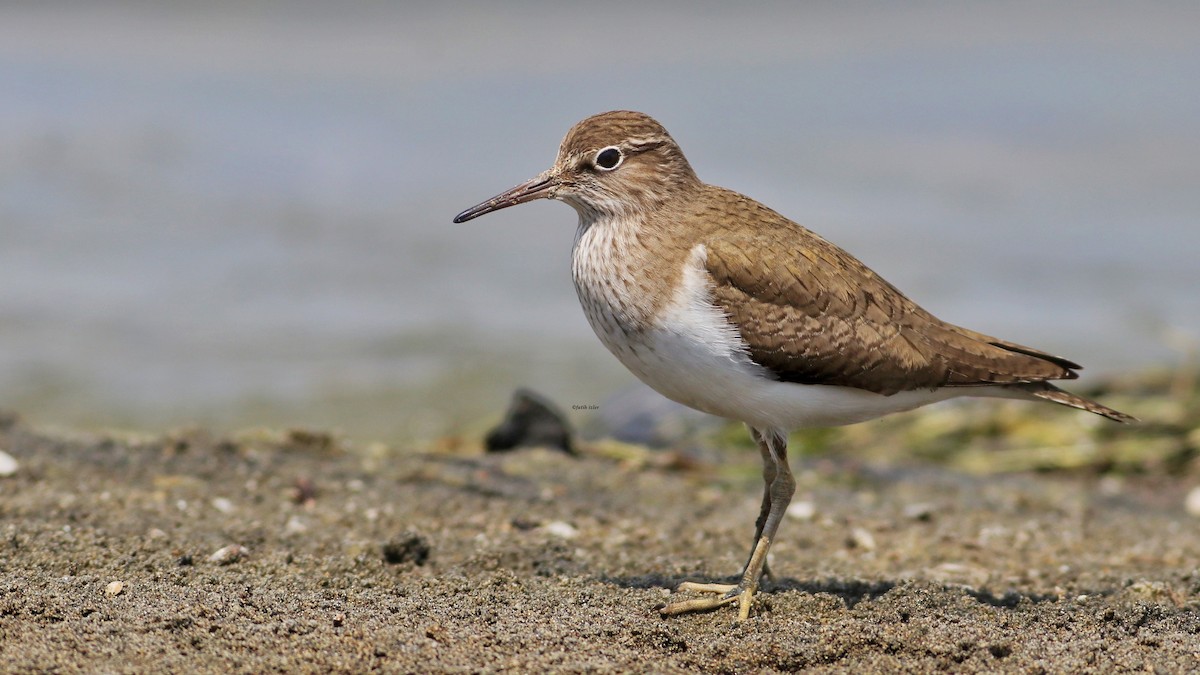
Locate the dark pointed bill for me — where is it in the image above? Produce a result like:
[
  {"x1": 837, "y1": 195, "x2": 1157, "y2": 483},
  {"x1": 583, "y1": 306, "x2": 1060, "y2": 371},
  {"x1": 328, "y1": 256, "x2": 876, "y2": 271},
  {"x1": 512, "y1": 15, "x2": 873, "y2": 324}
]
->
[{"x1": 453, "y1": 175, "x2": 557, "y2": 223}]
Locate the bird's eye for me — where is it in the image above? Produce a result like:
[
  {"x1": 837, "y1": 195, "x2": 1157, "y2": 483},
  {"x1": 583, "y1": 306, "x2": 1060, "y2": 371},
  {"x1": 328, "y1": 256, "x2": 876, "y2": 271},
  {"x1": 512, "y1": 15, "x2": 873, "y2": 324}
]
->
[{"x1": 594, "y1": 147, "x2": 623, "y2": 171}]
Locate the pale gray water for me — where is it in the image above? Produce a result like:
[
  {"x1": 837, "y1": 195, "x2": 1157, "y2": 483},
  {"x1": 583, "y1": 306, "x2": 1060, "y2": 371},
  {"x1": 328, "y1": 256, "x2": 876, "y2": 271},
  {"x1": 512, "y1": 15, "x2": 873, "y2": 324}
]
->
[{"x1": 0, "y1": 3, "x2": 1196, "y2": 439}]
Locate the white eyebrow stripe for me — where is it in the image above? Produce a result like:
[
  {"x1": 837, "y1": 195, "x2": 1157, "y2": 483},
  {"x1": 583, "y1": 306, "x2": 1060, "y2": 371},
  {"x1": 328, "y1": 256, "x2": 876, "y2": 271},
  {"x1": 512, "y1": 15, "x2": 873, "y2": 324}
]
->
[{"x1": 625, "y1": 136, "x2": 668, "y2": 152}]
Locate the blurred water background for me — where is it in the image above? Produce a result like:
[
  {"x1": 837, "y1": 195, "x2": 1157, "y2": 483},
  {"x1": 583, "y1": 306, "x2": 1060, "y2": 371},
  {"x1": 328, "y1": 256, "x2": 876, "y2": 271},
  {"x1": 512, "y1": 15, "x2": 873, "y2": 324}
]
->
[{"x1": 1, "y1": 2, "x2": 1196, "y2": 441}]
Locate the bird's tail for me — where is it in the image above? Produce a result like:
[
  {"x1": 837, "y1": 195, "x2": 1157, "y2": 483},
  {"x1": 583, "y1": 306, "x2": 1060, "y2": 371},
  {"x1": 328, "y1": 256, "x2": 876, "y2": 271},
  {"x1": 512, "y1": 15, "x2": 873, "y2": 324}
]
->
[{"x1": 1010, "y1": 382, "x2": 1137, "y2": 423}]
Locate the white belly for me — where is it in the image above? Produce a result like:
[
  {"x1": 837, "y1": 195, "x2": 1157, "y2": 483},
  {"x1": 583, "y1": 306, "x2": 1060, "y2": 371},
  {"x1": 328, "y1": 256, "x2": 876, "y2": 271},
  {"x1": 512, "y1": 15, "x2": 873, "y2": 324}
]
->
[{"x1": 598, "y1": 307, "x2": 956, "y2": 431}]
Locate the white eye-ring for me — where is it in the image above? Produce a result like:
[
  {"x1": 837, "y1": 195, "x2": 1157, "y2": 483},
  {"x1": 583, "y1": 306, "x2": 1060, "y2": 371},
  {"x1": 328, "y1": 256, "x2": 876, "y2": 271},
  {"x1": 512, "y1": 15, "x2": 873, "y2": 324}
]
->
[{"x1": 594, "y1": 146, "x2": 623, "y2": 171}]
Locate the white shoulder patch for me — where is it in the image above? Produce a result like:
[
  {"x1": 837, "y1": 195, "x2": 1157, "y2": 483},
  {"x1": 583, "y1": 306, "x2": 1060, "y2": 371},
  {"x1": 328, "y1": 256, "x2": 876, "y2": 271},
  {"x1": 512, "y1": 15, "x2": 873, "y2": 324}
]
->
[{"x1": 661, "y1": 244, "x2": 752, "y2": 364}]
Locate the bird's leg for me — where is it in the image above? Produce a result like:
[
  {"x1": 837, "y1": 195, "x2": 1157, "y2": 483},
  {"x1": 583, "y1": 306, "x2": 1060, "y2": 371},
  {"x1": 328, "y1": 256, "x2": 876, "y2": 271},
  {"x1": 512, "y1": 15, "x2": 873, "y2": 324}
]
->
[
  {"x1": 731, "y1": 428, "x2": 793, "y2": 619},
  {"x1": 748, "y1": 426, "x2": 777, "y2": 581},
  {"x1": 662, "y1": 428, "x2": 795, "y2": 620},
  {"x1": 683, "y1": 426, "x2": 776, "y2": 585},
  {"x1": 667, "y1": 430, "x2": 776, "y2": 599}
]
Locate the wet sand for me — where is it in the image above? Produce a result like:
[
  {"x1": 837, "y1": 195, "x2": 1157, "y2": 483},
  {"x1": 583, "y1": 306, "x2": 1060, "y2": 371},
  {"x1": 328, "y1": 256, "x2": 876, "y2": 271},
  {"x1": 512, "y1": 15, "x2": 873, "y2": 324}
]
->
[{"x1": 1, "y1": 409, "x2": 1198, "y2": 673}]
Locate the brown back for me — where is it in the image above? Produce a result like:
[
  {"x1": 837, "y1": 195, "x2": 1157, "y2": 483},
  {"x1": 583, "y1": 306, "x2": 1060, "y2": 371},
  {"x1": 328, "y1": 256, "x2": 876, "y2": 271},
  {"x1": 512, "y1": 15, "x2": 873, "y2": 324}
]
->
[{"x1": 697, "y1": 187, "x2": 1080, "y2": 395}]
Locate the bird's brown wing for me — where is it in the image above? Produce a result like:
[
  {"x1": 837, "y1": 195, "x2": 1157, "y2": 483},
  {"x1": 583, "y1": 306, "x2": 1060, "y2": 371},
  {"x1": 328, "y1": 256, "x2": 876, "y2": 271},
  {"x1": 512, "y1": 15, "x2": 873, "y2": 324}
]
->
[{"x1": 703, "y1": 229, "x2": 1080, "y2": 395}]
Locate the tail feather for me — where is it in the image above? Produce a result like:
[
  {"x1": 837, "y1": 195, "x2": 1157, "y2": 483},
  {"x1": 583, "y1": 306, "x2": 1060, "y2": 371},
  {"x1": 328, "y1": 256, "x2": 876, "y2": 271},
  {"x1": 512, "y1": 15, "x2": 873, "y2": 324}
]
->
[{"x1": 1012, "y1": 382, "x2": 1137, "y2": 423}]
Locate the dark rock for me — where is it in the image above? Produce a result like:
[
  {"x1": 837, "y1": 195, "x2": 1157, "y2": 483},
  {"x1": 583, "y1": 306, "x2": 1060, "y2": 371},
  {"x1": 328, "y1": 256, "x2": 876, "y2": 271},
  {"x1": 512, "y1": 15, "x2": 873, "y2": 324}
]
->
[
  {"x1": 485, "y1": 388, "x2": 575, "y2": 454},
  {"x1": 382, "y1": 532, "x2": 431, "y2": 566}
]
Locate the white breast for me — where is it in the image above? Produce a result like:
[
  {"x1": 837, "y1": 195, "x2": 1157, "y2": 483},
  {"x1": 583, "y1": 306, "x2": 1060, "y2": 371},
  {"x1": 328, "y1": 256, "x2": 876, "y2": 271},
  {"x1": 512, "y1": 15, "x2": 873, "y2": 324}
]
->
[{"x1": 573, "y1": 229, "x2": 958, "y2": 431}]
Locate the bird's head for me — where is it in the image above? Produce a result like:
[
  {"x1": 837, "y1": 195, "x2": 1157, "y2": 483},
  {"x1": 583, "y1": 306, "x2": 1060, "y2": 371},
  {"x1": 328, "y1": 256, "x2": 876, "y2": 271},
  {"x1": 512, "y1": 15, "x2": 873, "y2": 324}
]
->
[{"x1": 453, "y1": 110, "x2": 699, "y2": 224}]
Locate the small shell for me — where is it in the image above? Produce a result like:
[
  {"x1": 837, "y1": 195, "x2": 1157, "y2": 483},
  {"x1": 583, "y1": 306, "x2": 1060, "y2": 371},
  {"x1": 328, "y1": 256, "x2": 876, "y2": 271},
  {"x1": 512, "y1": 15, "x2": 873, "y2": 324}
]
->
[
  {"x1": 1185, "y1": 486, "x2": 1200, "y2": 518},
  {"x1": 543, "y1": 521, "x2": 578, "y2": 539},
  {"x1": 786, "y1": 501, "x2": 816, "y2": 521},
  {"x1": 0, "y1": 449, "x2": 18, "y2": 477},
  {"x1": 208, "y1": 544, "x2": 249, "y2": 565}
]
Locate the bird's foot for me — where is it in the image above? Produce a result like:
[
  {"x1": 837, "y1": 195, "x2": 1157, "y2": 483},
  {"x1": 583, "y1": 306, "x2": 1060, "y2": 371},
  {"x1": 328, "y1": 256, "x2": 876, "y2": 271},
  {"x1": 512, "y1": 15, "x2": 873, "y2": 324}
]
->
[{"x1": 660, "y1": 581, "x2": 759, "y2": 620}]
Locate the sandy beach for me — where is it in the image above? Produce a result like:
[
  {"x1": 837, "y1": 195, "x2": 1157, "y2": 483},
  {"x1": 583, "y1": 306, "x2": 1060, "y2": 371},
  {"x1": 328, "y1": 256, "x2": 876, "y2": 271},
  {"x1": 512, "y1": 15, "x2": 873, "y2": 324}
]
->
[{"x1": 2, "y1": 377, "x2": 1197, "y2": 672}]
